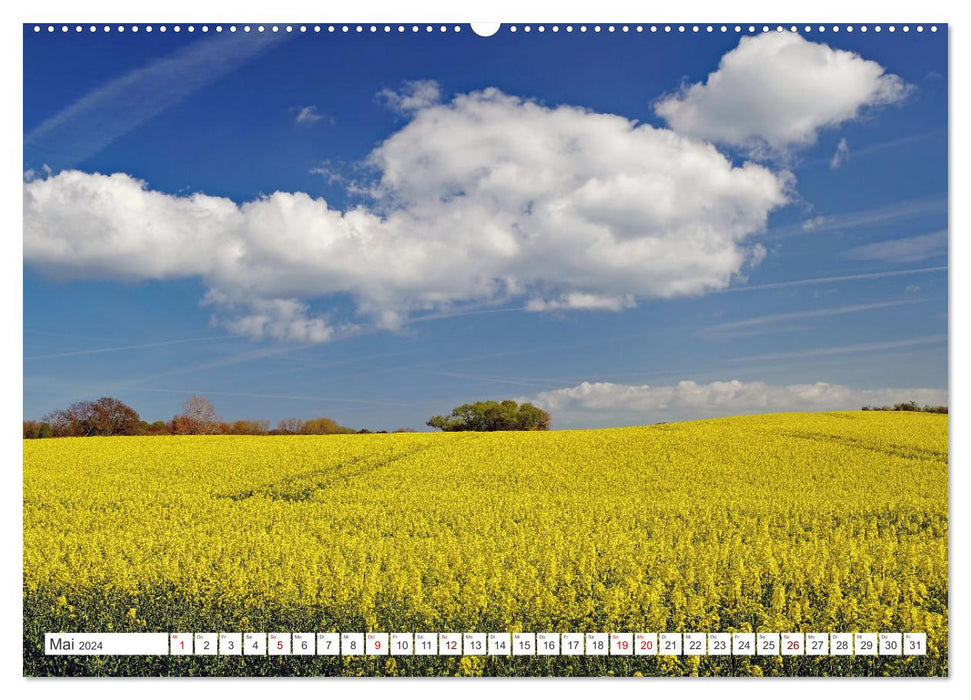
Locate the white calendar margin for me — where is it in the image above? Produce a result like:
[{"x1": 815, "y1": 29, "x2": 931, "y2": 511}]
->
[{"x1": 5, "y1": 1, "x2": 965, "y2": 700}]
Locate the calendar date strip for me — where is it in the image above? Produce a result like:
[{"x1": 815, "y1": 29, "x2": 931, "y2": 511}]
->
[{"x1": 45, "y1": 631, "x2": 927, "y2": 657}]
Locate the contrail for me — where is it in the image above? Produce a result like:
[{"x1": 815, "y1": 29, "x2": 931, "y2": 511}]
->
[
  {"x1": 767, "y1": 194, "x2": 946, "y2": 238},
  {"x1": 721, "y1": 266, "x2": 946, "y2": 293},
  {"x1": 24, "y1": 335, "x2": 239, "y2": 360},
  {"x1": 25, "y1": 31, "x2": 285, "y2": 166},
  {"x1": 706, "y1": 299, "x2": 926, "y2": 332},
  {"x1": 132, "y1": 387, "x2": 410, "y2": 407},
  {"x1": 731, "y1": 334, "x2": 946, "y2": 363}
]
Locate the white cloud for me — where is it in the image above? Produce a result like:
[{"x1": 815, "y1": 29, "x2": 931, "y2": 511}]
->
[
  {"x1": 530, "y1": 379, "x2": 947, "y2": 427},
  {"x1": 845, "y1": 231, "x2": 947, "y2": 263},
  {"x1": 525, "y1": 293, "x2": 636, "y2": 312},
  {"x1": 655, "y1": 32, "x2": 910, "y2": 154},
  {"x1": 802, "y1": 215, "x2": 827, "y2": 231},
  {"x1": 295, "y1": 106, "x2": 326, "y2": 124},
  {"x1": 378, "y1": 80, "x2": 442, "y2": 113},
  {"x1": 23, "y1": 164, "x2": 52, "y2": 182},
  {"x1": 830, "y1": 137, "x2": 850, "y2": 169},
  {"x1": 201, "y1": 291, "x2": 341, "y2": 343},
  {"x1": 24, "y1": 87, "x2": 788, "y2": 342},
  {"x1": 24, "y1": 171, "x2": 238, "y2": 281}
]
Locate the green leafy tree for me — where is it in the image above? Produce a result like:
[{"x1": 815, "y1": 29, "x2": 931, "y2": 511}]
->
[
  {"x1": 514, "y1": 402, "x2": 552, "y2": 431},
  {"x1": 427, "y1": 400, "x2": 551, "y2": 432},
  {"x1": 145, "y1": 420, "x2": 171, "y2": 435}
]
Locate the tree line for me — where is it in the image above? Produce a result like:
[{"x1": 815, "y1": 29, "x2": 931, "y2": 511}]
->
[
  {"x1": 861, "y1": 400, "x2": 948, "y2": 414},
  {"x1": 23, "y1": 396, "x2": 553, "y2": 438},
  {"x1": 22, "y1": 395, "x2": 385, "y2": 438}
]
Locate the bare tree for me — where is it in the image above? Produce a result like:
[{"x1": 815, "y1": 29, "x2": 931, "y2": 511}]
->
[
  {"x1": 173, "y1": 395, "x2": 220, "y2": 434},
  {"x1": 43, "y1": 402, "x2": 90, "y2": 437},
  {"x1": 90, "y1": 397, "x2": 141, "y2": 435},
  {"x1": 276, "y1": 418, "x2": 304, "y2": 434},
  {"x1": 42, "y1": 397, "x2": 141, "y2": 436}
]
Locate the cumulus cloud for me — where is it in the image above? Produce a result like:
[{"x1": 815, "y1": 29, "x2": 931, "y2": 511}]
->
[
  {"x1": 655, "y1": 32, "x2": 910, "y2": 154},
  {"x1": 531, "y1": 379, "x2": 948, "y2": 428},
  {"x1": 24, "y1": 88, "x2": 788, "y2": 341},
  {"x1": 378, "y1": 80, "x2": 442, "y2": 113},
  {"x1": 845, "y1": 231, "x2": 947, "y2": 264}
]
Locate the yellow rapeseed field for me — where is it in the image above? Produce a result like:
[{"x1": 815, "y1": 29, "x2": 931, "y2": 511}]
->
[{"x1": 23, "y1": 411, "x2": 948, "y2": 676}]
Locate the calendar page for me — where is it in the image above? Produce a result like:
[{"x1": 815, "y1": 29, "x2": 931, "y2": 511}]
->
[{"x1": 22, "y1": 17, "x2": 948, "y2": 679}]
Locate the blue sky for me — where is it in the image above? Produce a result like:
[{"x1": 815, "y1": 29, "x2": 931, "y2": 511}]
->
[{"x1": 23, "y1": 24, "x2": 948, "y2": 429}]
